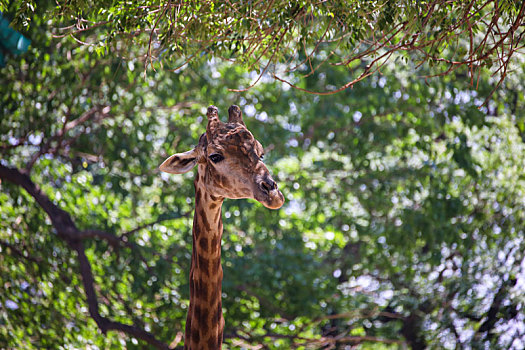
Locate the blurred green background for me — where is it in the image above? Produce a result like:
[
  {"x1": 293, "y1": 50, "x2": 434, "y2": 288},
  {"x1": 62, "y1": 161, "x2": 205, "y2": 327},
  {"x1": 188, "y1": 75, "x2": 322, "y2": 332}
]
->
[{"x1": 1, "y1": 1, "x2": 524, "y2": 349}]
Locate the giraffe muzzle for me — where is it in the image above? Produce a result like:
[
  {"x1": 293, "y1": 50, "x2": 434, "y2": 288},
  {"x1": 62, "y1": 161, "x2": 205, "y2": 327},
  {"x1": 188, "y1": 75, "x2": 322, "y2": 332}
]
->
[{"x1": 255, "y1": 176, "x2": 284, "y2": 209}]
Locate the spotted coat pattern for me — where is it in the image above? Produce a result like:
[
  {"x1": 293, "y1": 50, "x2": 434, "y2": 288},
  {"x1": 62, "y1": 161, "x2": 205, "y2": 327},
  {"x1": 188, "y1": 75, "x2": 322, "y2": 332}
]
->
[{"x1": 160, "y1": 105, "x2": 284, "y2": 350}]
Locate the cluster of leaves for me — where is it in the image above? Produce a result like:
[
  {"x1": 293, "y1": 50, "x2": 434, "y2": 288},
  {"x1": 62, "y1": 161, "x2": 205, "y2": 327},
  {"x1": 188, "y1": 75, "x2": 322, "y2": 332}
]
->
[
  {"x1": 1, "y1": 2, "x2": 525, "y2": 349},
  {"x1": 3, "y1": 0, "x2": 525, "y2": 96}
]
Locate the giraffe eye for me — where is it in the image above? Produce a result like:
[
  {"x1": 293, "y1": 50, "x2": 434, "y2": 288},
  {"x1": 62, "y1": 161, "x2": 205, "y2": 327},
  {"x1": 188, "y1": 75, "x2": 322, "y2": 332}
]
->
[
  {"x1": 259, "y1": 154, "x2": 264, "y2": 160},
  {"x1": 209, "y1": 153, "x2": 224, "y2": 163}
]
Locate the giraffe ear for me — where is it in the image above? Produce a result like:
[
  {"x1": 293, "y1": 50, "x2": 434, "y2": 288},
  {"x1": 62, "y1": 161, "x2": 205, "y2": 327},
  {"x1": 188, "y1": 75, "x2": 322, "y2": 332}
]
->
[{"x1": 159, "y1": 148, "x2": 199, "y2": 174}]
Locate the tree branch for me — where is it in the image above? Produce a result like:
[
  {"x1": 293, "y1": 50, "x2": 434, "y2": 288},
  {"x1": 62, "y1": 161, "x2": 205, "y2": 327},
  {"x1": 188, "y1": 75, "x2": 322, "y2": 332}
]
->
[
  {"x1": 0, "y1": 163, "x2": 170, "y2": 350},
  {"x1": 0, "y1": 163, "x2": 78, "y2": 239},
  {"x1": 0, "y1": 240, "x2": 43, "y2": 264},
  {"x1": 71, "y1": 239, "x2": 170, "y2": 349},
  {"x1": 77, "y1": 229, "x2": 123, "y2": 248},
  {"x1": 120, "y1": 212, "x2": 191, "y2": 239},
  {"x1": 25, "y1": 105, "x2": 111, "y2": 172}
]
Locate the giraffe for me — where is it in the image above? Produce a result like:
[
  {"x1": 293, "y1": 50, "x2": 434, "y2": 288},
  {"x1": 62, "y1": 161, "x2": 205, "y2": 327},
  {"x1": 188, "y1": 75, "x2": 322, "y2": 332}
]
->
[{"x1": 159, "y1": 105, "x2": 284, "y2": 349}]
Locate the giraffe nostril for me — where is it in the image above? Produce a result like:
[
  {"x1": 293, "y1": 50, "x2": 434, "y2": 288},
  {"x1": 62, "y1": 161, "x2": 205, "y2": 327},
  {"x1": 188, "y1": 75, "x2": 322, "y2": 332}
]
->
[
  {"x1": 261, "y1": 181, "x2": 271, "y2": 193},
  {"x1": 260, "y1": 177, "x2": 277, "y2": 193}
]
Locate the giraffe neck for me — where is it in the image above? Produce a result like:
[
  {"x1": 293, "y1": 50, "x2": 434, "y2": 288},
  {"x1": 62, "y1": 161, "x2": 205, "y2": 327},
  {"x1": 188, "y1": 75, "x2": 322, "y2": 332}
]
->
[{"x1": 185, "y1": 165, "x2": 225, "y2": 350}]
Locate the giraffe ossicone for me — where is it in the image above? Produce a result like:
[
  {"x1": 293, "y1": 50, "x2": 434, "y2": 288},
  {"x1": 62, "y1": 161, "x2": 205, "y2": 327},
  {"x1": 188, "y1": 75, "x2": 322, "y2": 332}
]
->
[{"x1": 160, "y1": 105, "x2": 284, "y2": 349}]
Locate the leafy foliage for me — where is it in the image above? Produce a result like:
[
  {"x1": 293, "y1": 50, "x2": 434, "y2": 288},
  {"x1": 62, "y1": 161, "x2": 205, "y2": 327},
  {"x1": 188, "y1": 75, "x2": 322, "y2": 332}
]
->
[
  {"x1": 3, "y1": 0, "x2": 525, "y2": 95},
  {"x1": 1, "y1": 2, "x2": 525, "y2": 350}
]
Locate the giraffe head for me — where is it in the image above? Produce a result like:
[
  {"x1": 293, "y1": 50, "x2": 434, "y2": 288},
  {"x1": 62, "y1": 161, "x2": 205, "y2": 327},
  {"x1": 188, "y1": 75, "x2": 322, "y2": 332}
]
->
[{"x1": 160, "y1": 105, "x2": 284, "y2": 209}]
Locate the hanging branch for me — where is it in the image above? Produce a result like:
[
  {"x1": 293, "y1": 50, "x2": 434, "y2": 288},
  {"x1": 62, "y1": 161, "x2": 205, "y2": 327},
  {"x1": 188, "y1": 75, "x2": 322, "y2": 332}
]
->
[{"x1": 43, "y1": 0, "x2": 525, "y2": 97}]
